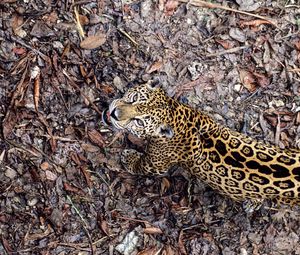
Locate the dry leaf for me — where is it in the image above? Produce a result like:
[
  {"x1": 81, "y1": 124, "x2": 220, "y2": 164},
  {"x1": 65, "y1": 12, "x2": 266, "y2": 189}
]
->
[
  {"x1": 45, "y1": 170, "x2": 57, "y2": 181},
  {"x1": 160, "y1": 177, "x2": 171, "y2": 194},
  {"x1": 63, "y1": 182, "x2": 85, "y2": 195},
  {"x1": 88, "y1": 129, "x2": 105, "y2": 147},
  {"x1": 143, "y1": 227, "x2": 163, "y2": 234},
  {"x1": 178, "y1": 230, "x2": 187, "y2": 255},
  {"x1": 40, "y1": 162, "x2": 49, "y2": 170},
  {"x1": 80, "y1": 33, "x2": 106, "y2": 49},
  {"x1": 79, "y1": 14, "x2": 89, "y2": 25},
  {"x1": 11, "y1": 14, "x2": 26, "y2": 38},
  {"x1": 215, "y1": 39, "x2": 233, "y2": 50},
  {"x1": 239, "y1": 69, "x2": 257, "y2": 92},
  {"x1": 12, "y1": 47, "x2": 27, "y2": 55},
  {"x1": 97, "y1": 215, "x2": 110, "y2": 236},
  {"x1": 253, "y1": 72, "x2": 270, "y2": 88},
  {"x1": 137, "y1": 247, "x2": 161, "y2": 255},
  {"x1": 147, "y1": 61, "x2": 163, "y2": 73},
  {"x1": 240, "y1": 19, "x2": 272, "y2": 28},
  {"x1": 164, "y1": 0, "x2": 178, "y2": 16}
]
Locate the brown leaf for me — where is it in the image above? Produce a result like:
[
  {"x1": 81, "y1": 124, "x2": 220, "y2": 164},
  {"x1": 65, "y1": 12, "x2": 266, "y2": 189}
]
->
[
  {"x1": 88, "y1": 129, "x2": 106, "y2": 148},
  {"x1": 33, "y1": 71, "x2": 40, "y2": 111},
  {"x1": 143, "y1": 227, "x2": 163, "y2": 234},
  {"x1": 160, "y1": 177, "x2": 171, "y2": 194},
  {"x1": 63, "y1": 182, "x2": 85, "y2": 195},
  {"x1": 137, "y1": 247, "x2": 161, "y2": 255},
  {"x1": 12, "y1": 47, "x2": 27, "y2": 55},
  {"x1": 238, "y1": 69, "x2": 257, "y2": 92},
  {"x1": 80, "y1": 166, "x2": 92, "y2": 188},
  {"x1": 1, "y1": 236, "x2": 13, "y2": 253},
  {"x1": 178, "y1": 230, "x2": 187, "y2": 255},
  {"x1": 253, "y1": 72, "x2": 270, "y2": 88},
  {"x1": 164, "y1": 0, "x2": 179, "y2": 16},
  {"x1": 79, "y1": 14, "x2": 89, "y2": 25},
  {"x1": 215, "y1": 39, "x2": 233, "y2": 50},
  {"x1": 127, "y1": 133, "x2": 146, "y2": 148},
  {"x1": 240, "y1": 19, "x2": 272, "y2": 28},
  {"x1": 147, "y1": 61, "x2": 163, "y2": 73},
  {"x1": 40, "y1": 161, "x2": 50, "y2": 170},
  {"x1": 80, "y1": 33, "x2": 106, "y2": 49},
  {"x1": 97, "y1": 215, "x2": 110, "y2": 236}
]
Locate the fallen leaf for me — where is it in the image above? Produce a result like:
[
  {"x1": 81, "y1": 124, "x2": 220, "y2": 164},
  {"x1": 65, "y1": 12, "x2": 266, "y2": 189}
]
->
[
  {"x1": 240, "y1": 19, "x2": 272, "y2": 28},
  {"x1": 40, "y1": 162, "x2": 49, "y2": 170},
  {"x1": 160, "y1": 177, "x2": 171, "y2": 194},
  {"x1": 253, "y1": 72, "x2": 270, "y2": 88},
  {"x1": 146, "y1": 61, "x2": 163, "y2": 73},
  {"x1": 238, "y1": 69, "x2": 257, "y2": 92},
  {"x1": 80, "y1": 33, "x2": 106, "y2": 49},
  {"x1": 45, "y1": 170, "x2": 57, "y2": 181},
  {"x1": 137, "y1": 247, "x2": 161, "y2": 255},
  {"x1": 79, "y1": 14, "x2": 89, "y2": 25},
  {"x1": 143, "y1": 227, "x2": 163, "y2": 234},
  {"x1": 215, "y1": 39, "x2": 234, "y2": 50},
  {"x1": 12, "y1": 47, "x2": 27, "y2": 55},
  {"x1": 178, "y1": 230, "x2": 187, "y2": 255},
  {"x1": 97, "y1": 214, "x2": 110, "y2": 236},
  {"x1": 164, "y1": 0, "x2": 178, "y2": 16},
  {"x1": 63, "y1": 182, "x2": 85, "y2": 195},
  {"x1": 88, "y1": 129, "x2": 106, "y2": 148}
]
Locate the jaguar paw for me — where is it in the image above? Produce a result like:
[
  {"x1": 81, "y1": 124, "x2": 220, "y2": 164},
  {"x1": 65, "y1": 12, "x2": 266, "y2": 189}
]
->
[{"x1": 121, "y1": 149, "x2": 142, "y2": 174}]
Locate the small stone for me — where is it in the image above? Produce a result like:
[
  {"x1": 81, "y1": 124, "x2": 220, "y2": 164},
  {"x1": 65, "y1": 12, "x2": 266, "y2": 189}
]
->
[
  {"x1": 229, "y1": 28, "x2": 246, "y2": 43},
  {"x1": 27, "y1": 198, "x2": 38, "y2": 206},
  {"x1": 5, "y1": 168, "x2": 17, "y2": 179},
  {"x1": 113, "y1": 76, "x2": 125, "y2": 92}
]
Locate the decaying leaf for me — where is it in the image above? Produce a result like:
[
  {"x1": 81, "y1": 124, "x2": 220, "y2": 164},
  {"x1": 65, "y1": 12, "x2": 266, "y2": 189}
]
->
[
  {"x1": 137, "y1": 247, "x2": 162, "y2": 255},
  {"x1": 253, "y1": 72, "x2": 270, "y2": 88},
  {"x1": 238, "y1": 69, "x2": 257, "y2": 92},
  {"x1": 160, "y1": 177, "x2": 171, "y2": 194},
  {"x1": 88, "y1": 129, "x2": 106, "y2": 148},
  {"x1": 164, "y1": 0, "x2": 178, "y2": 16},
  {"x1": 80, "y1": 33, "x2": 106, "y2": 49},
  {"x1": 143, "y1": 227, "x2": 163, "y2": 234},
  {"x1": 146, "y1": 61, "x2": 163, "y2": 73},
  {"x1": 240, "y1": 19, "x2": 272, "y2": 28}
]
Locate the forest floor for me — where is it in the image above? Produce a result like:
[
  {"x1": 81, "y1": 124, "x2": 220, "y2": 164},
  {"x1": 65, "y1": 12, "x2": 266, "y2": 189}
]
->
[{"x1": 1, "y1": 0, "x2": 300, "y2": 254}]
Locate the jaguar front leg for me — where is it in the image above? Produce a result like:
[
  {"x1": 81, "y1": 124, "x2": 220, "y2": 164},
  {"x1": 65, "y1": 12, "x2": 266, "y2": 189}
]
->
[{"x1": 121, "y1": 143, "x2": 176, "y2": 176}]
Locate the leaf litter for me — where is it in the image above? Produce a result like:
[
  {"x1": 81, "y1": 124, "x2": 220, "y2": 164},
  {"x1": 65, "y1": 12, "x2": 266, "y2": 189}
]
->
[{"x1": 0, "y1": 1, "x2": 300, "y2": 254}]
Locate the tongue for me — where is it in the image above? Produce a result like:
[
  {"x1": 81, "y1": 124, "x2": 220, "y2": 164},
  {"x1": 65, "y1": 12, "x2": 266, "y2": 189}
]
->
[{"x1": 101, "y1": 108, "x2": 111, "y2": 126}]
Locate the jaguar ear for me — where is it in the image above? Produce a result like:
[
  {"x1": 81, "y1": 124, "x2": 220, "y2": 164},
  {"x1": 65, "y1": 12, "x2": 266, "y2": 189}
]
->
[
  {"x1": 146, "y1": 78, "x2": 160, "y2": 90},
  {"x1": 157, "y1": 124, "x2": 174, "y2": 139}
]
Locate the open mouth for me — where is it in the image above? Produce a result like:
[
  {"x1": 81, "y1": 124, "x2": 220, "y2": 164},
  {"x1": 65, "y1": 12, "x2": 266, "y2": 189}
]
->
[{"x1": 101, "y1": 108, "x2": 111, "y2": 126}]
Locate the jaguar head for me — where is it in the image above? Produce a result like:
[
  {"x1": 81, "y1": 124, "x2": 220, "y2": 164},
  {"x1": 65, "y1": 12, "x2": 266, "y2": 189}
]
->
[{"x1": 102, "y1": 81, "x2": 174, "y2": 139}]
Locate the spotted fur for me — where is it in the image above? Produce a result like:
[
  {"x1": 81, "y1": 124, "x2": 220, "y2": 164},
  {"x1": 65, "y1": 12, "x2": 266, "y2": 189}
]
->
[{"x1": 106, "y1": 82, "x2": 300, "y2": 205}]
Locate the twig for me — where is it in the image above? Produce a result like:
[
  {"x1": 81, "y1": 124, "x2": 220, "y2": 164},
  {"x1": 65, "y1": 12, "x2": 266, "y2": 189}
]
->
[
  {"x1": 63, "y1": 69, "x2": 102, "y2": 116},
  {"x1": 117, "y1": 28, "x2": 139, "y2": 46},
  {"x1": 287, "y1": 68, "x2": 300, "y2": 72},
  {"x1": 90, "y1": 170, "x2": 115, "y2": 196},
  {"x1": 179, "y1": 0, "x2": 279, "y2": 28},
  {"x1": 74, "y1": 7, "x2": 85, "y2": 39},
  {"x1": 274, "y1": 115, "x2": 281, "y2": 146},
  {"x1": 10, "y1": 35, "x2": 49, "y2": 60},
  {"x1": 67, "y1": 195, "x2": 95, "y2": 254},
  {"x1": 206, "y1": 45, "x2": 248, "y2": 57}
]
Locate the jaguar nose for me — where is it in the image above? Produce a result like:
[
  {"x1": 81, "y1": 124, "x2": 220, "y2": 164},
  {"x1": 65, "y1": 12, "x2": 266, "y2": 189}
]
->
[{"x1": 110, "y1": 108, "x2": 119, "y2": 121}]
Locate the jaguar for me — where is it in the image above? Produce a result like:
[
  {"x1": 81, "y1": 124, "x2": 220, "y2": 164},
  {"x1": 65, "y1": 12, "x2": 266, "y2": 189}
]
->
[{"x1": 102, "y1": 81, "x2": 300, "y2": 206}]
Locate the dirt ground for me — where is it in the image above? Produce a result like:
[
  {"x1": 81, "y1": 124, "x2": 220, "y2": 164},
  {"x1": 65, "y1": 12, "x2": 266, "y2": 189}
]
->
[{"x1": 1, "y1": 0, "x2": 300, "y2": 254}]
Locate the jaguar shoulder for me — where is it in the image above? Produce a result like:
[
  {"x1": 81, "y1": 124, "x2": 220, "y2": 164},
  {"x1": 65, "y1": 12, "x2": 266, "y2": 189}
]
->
[{"x1": 103, "y1": 82, "x2": 300, "y2": 206}]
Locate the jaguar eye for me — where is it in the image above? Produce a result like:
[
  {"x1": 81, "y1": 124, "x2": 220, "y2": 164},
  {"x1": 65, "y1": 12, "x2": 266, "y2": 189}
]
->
[{"x1": 134, "y1": 118, "x2": 144, "y2": 127}]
